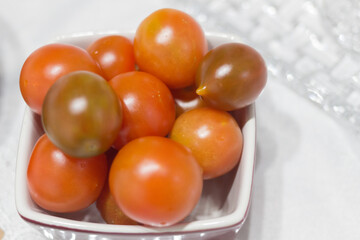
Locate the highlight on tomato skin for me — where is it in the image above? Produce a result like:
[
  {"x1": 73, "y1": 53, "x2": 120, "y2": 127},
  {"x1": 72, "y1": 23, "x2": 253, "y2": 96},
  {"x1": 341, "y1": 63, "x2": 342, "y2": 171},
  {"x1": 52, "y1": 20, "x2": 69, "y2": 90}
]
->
[
  {"x1": 109, "y1": 136, "x2": 203, "y2": 227},
  {"x1": 134, "y1": 8, "x2": 208, "y2": 89},
  {"x1": 195, "y1": 42, "x2": 267, "y2": 111},
  {"x1": 27, "y1": 134, "x2": 108, "y2": 213},
  {"x1": 19, "y1": 43, "x2": 102, "y2": 115},
  {"x1": 170, "y1": 107, "x2": 243, "y2": 179}
]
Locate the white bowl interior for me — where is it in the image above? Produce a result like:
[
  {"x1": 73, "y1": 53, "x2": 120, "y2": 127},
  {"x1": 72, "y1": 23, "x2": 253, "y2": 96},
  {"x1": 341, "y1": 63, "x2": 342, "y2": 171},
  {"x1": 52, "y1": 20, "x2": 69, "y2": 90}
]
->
[{"x1": 15, "y1": 32, "x2": 256, "y2": 235}]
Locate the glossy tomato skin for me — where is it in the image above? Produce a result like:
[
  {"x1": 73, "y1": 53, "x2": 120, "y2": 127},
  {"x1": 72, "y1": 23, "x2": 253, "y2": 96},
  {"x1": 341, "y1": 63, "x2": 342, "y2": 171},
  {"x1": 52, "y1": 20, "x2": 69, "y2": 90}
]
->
[
  {"x1": 196, "y1": 43, "x2": 267, "y2": 111},
  {"x1": 171, "y1": 85, "x2": 207, "y2": 117},
  {"x1": 134, "y1": 8, "x2": 208, "y2": 89},
  {"x1": 109, "y1": 136, "x2": 203, "y2": 227},
  {"x1": 109, "y1": 71, "x2": 175, "y2": 149},
  {"x1": 20, "y1": 43, "x2": 102, "y2": 114},
  {"x1": 170, "y1": 107, "x2": 243, "y2": 179},
  {"x1": 42, "y1": 71, "x2": 122, "y2": 158},
  {"x1": 87, "y1": 35, "x2": 135, "y2": 80},
  {"x1": 27, "y1": 134, "x2": 108, "y2": 213}
]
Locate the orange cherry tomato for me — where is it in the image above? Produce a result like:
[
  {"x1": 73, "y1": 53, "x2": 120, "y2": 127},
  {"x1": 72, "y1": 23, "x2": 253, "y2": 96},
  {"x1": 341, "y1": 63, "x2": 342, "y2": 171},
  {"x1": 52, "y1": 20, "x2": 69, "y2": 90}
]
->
[
  {"x1": 134, "y1": 8, "x2": 208, "y2": 89},
  {"x1": 19, "y1": 43, "x2": 102, "y2": 114},
  {"x1": 170, "y1": 107, "x2": 243, "y2": 179},
  {"x1": 27, "y1": 134, "x2": 108, "y2": 213},
  {"x1": 109, "y1": 71, "x2": 175, "y2": 149},
  {"x1": 109, "y1": 136, "x2": 203, "y2": 227},
  {"x1": 87, "y1": 35, "x2": 135, "y2": 80}
]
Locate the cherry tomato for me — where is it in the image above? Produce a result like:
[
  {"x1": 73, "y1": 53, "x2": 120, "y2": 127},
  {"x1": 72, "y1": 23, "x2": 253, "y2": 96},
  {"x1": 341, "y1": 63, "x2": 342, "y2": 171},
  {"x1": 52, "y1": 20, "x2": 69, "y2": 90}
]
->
[
  {"x1": 109, "y1": 136, "x2": 203, "y2": 227},
  {"x1": 97, "y1": 146, "x2": 138, "y2": 225},
  {"x1": 109, "y1": 71, "x2": 175, "y2": 149},
  {"x1": 170, "y1": 107, "x2": 243, "y2": 179},
  {"x1": 196, "y1": 43, "x2": 267, "y2": 111},
  {"x1": 42, "y1": 71, "x2": 122, "y2": 158},
  {"x1": 20, "y1": 43, "x2": 102, "y2": 114},
  {"x1": 134, "y1": 8, "x2": 208, "y2": 89},
  {"x1": 27, "y1": 134, "x2": 107, "y2": 213},
  {"x1": 171, "y1": 85, "x2": 207, "y2": 117},
  {"x1": 96, "y1": 183, "x2": 138, "y2": 225},
  {"x1": 87, "y1": 35, "x2": 135, "y2": 80}
]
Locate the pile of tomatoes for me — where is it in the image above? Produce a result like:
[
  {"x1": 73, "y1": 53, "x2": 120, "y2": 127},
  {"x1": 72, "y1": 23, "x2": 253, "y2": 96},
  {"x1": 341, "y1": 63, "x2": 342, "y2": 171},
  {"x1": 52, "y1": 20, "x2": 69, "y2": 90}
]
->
[{"x1": 20, "y1": 8, "x2": 266, "y2": 227}]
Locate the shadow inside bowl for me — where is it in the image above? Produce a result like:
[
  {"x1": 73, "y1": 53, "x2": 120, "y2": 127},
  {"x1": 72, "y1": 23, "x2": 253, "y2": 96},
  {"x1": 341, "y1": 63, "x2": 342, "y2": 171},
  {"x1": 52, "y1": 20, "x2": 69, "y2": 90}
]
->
[{"x1": 23, "y1": 106, "x2": 250, "y2": 224}]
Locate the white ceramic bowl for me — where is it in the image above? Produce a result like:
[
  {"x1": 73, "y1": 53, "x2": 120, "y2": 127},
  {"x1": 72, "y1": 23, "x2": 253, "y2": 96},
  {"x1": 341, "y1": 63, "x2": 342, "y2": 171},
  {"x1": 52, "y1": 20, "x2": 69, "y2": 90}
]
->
[{"x1": 15, "y1": 32, "x2": 256, "y2": 240}]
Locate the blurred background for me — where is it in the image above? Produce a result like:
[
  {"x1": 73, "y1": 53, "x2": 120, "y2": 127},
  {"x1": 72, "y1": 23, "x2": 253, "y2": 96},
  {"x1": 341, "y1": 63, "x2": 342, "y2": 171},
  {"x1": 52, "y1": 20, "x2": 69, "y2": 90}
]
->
[{"x1": 1, "y1": 0, "x2": 360, "y2": 239}]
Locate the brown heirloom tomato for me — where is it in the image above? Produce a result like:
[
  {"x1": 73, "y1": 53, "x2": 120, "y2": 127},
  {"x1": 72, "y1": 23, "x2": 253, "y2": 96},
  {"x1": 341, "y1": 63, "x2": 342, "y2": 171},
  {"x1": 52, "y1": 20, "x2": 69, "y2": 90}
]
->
[
  {"x1": 109, "y1": 71, "x2": 175, "y2": 149},
  {"x1": 42, "y1": 71, "x2": 122, "y2": 158},
  {"x1": 87, "y1": 35, "x2": 135, "y2": 80},
  {"x1": 134, "y1": 8, "x2": 208, "y2": 89},
  {"x1": 170, "y1": 107, "x2": 243, "y2": 179},
  {"x1": 109, "y1": 136, "x2": 203, "y2": 227},
  {"x1": 20, "y1": 43, "x2": 102, "y2": 114},
  {"x1": 196, "y1": 43, "x2": 267, "y2": 111},
  {"x1": 27, "y1": 134, "x2": 107, "y2": 213}
]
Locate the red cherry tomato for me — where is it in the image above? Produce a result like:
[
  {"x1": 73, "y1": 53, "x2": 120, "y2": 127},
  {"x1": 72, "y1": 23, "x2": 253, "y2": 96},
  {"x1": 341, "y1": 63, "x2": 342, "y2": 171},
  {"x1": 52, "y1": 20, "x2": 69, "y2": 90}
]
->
[
  {"x1": 27, "y1": 134, "x2": 108, "y2": 213},
  {"x1": 19, "y1": 43, "x2": 102, "y2": 114},
  {"x1": 109, "y1": 71, "x2": 175, "y2": 149},
  {"x1": 87, "y1": 35, "x2": 135, "y2": 80},
  {"x1": 170, "y1": 107, "x2": 243, "y2": 179},
  {"x1": 109, "y1": 136, "x2": 203, "y2": 227},
  {"x1": 134, "y1": 8, "x2": 208, "y2": 89}
]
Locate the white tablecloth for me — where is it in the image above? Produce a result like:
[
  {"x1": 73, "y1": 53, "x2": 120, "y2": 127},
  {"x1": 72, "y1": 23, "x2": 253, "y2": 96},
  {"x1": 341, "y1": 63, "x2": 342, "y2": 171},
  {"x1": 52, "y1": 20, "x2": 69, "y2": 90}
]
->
[{"x1": 1, "y1": 0, "x2": 359, "y2": 239}]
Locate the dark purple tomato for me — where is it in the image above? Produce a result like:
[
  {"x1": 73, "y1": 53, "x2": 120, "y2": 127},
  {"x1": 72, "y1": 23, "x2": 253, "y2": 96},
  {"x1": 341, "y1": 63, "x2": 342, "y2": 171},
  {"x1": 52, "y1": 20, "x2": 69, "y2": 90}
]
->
[
  {"x1": 42, "y1": 71, "x2": 122, "y2": 158},
  {"x1": 196, "y1": 43, "x2": 267, "y2": 111}
]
